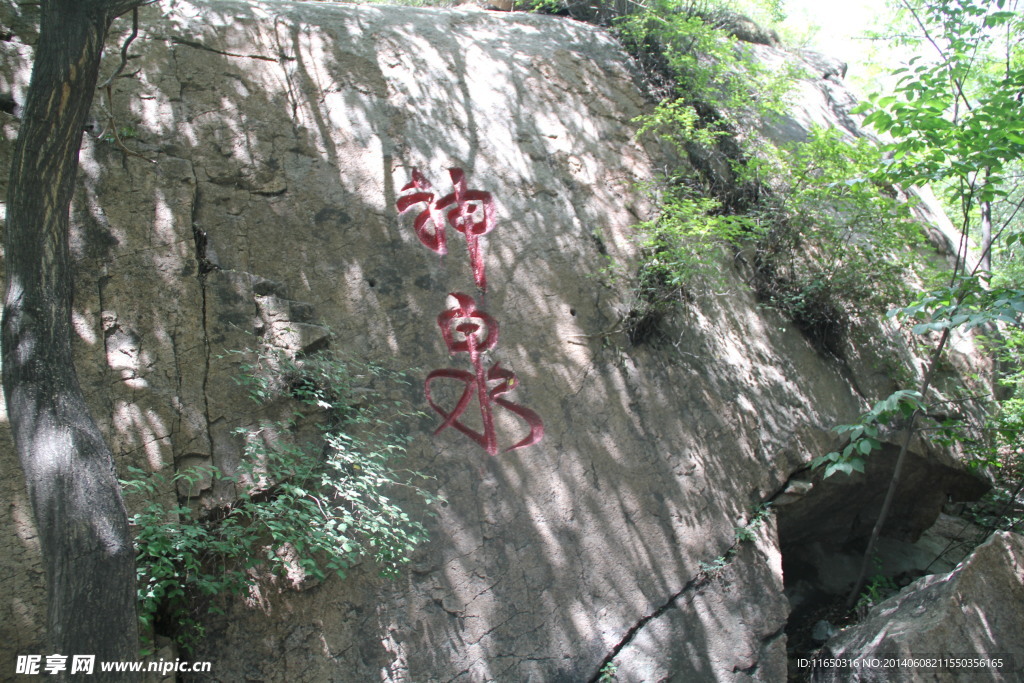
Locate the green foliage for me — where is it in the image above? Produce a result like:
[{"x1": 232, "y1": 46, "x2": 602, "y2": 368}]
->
[
  {"x1": 121, "y1": 466, "x2": 246, "y2": 654},
  {"x1": 233, "y1": 349, "x2": 438, "y2": 576},
  {"x1": 698, "y1": 555, "x2": 729, "y2": 575},
  {"x1": 971, "y1": 328, "x2": 1024, "y2": 473},
  {"x1": 855, "y1": 0, "x2": 1024, "y2": 339},
  {"x1": 514, "y1": 0, "x2": 563, "y2": 12},
  {"x1": 966, "y1": 484, "x2": 1024, "y2": 533},
  {"x1": 881, "y1": 223, "x2": 1023, "y2": 480},
  {"x1": 629, "y1": 122, "x2": 925, "y2": 350},
  {"x1": 314, "y1": 0, "x2": 454, "y2": 6},
  {"x1": 693, "y1": 503, "x2": 771, "y2": 579},
  {"x1": 616, "y1": 0, "x2": 926, "y2": 338},
  {"x1": 772, "y1": 2, "x2": 1024, "y2": 561},
  {"x1": 632, "y1": 176, "x2": 759, "y2": 296},
  {"x1": 813, "y1": 390, "x2": 925, "y2": 478},
  {"x1": 122, "y1": 347, "x2": 437, "y2": 653},
  {"x1": 855, "y1": 571, "x2": 898, "y2": 612},
  {"x1": 990, "y1": 172, "x2": 1024, "y2": 288},
  {"x1": 99, "y1": 124, "x2": 138, "y2": 143},
  {"x1": 997, "y1": 327, "x2": 1024, "y2": 398},
  {"x1": 597, "y1": 661, "x2": 619, "y2": 683},
  {"x1": 735, "y1": 502, "x2": 772, "y2": 543},
  {"x1": 751, "y1": 0, "x2": 785, "y2": 23},
  {"x1": 889, "y1": 276, "x2": 1024, "y2": 334},
  {"x1": 751, "y1": 128, "x2": 925, "y2": 334},
  {"x1": 854, "y1": 0, "x2": 1024, "y2": 197},
  {"x1": 636, "y1": 98, "x2": 723, "y2": 150},
  {"x1": 608, "y1": 1, "x2": 799, "y2": 331},
  {"x1": 987, "y1": 396, "x2": 1024, "y2": 469},
  {"x1": 619, "y1": 0, "x2": 795, "y2": 146}
]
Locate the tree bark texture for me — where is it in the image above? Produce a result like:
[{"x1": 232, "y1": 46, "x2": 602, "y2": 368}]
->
[{"x1": 3, "y1": 0, "x2": 143, "y2": 666}]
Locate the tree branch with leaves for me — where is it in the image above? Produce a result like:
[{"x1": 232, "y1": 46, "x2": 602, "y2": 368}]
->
[{"x1": 838, "y1": 0, "x2": 1024, "y2": 609}]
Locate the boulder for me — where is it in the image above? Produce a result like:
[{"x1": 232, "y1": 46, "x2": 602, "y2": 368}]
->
[
  {"x1": 813, "y1": 531, "x2": 1024, "y2": 683},
  {"x1": 0, "y1": 1, "x2": 992, "y2": 679}
]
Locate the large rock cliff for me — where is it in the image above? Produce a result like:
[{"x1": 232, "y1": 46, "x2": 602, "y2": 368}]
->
[{"x1": 0, "y1": 1, "x2": 992, "y2": 680}]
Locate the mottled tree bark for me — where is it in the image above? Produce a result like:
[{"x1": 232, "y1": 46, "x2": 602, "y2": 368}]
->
[{"x1": 3, "y1": 0, "x2": 143, "y2": 668}]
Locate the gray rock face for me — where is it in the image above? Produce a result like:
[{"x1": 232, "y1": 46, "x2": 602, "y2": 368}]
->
[
  {"x1": 0, "y1": 1, "x2": 989, "y2": 680},
  {"x1": 751, "y1": 45, "x2": 862, "y2": 145},
  {"x1": 814, "y1": 531, "x2": 1024, "y2": 683}
]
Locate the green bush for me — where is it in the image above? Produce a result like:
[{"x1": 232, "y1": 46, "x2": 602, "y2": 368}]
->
[
  {"x1": 618, "y1": 0, "x2": 795, "y2": 139},
  {"x1": 614, "y1": 0, "x2": 926, "y2": 350},
  {"x1": 969, "y1": 328, "x2": 1024, "y2": 474},
  {"x1": 632, "y1": 177, "x2": 760, "y2": 293},
  {"x1": 627, "y1": 123, "x2": 927, "y2": 350},
  {"x1": 122, "y1": 347, "x2": 438, "y2": 653},
  {"x1": 813, "y1": 390, "x2": 924, "y2": 478},
  {"x1": 855, "y1": 572, "x2": 898, "y2": 612},
  {"x1": 750, "y1": 127, "x2": 926, "y2": 340}
]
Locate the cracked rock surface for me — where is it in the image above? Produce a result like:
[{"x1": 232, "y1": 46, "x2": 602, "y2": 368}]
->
[{"x1": 0, "y1": 1, "x2": 988, "y2": 679}]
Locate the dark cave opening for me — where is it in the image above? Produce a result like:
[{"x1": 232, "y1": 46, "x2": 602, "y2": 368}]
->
[{"x1": 773, "y1": 450, "x2": 989, "y2": 681}]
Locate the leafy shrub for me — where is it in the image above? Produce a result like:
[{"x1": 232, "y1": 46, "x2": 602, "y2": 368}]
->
[
  {"x1": 967, "y1": 328, "x2": 1024, "y2": 475},
  {"x1": 749, "y1": 127, "x2": 926, "y2": 345},
  {"x1": 629, "y1": 176, "x2": 761, "y2": 301},
  {"x1": 597, "y1": 661, "x2": 619, "y2": 683},
  {"x1": 611, "y1": 0, "x2": 930, "y2": 351},
  {"x1": 627, "y1": 122, "x2": 927, "y2": 352},
  {"x1": 966, "y1": 485, "x2": 1024, "y2": 535},
  {"x1": 618, "y1": 0, "x2": 795, "y2": 139},
  {"x1": 122, "y1": 347, "x2": 438, "y2": 653},
  {"x1": 734, "y1": 502, "x2": 772, "y2": 542}
]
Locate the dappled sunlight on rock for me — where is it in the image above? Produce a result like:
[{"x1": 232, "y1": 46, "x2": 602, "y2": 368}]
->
[{"x1": 0, "y1": 0, "x2": 999, "y2": 679}]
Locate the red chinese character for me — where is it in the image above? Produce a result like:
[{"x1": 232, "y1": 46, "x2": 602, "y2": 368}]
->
[
  {"x1": 399, "y1": 169, "x2": 544, "y2": 457},
  {"x1": 398, "y1": 168, "x2": 495, "y2": 291},
  {"x1": 397, "y1": 169, "x2": 448, "y2": 255},
  {"x1": 424, "y1": 294, "x2": 542, "y2": 455},
  {"x1": 436, "y1": 168, "x2": 495, "y2": 292}
]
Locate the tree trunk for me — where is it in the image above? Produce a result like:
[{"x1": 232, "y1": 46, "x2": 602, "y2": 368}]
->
[
  {"x1": 979, "y1": 199, "x2": 992, "y2": 274},
  {"x1": 845, "y1": 329, "x2": 950, "y2": 609},
  {"x1": 3, "y1": 0, "x2": 143, "y2": 667}
]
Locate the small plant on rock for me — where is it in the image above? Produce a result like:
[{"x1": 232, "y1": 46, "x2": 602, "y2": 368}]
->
[
  {"x1": 698, "y1": 555, "x2": 730, "y2": 575},
  {"x1": 597, "y1": 661, "x2": 619, "y2": 682},
  {"x1": 734, "y1": 501, "x2": 772, "y2": 542},
  {"x1": 855, "y1": 571, "x2": 898, "y2": 616}
]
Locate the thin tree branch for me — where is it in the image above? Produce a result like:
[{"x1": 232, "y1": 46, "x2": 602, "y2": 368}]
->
[{"x1": 97, "y1": 6, "x2": 138, "y2": 89}]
